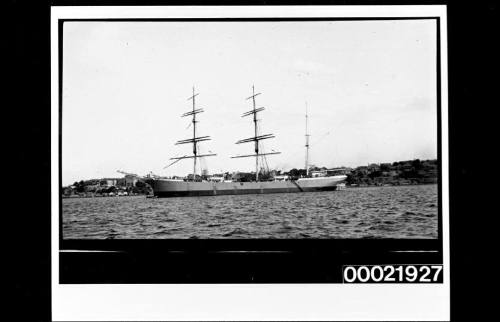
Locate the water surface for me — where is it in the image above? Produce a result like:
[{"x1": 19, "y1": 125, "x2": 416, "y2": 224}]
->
[{"x1": 62, "y1": 184, "x2": 438, "y2": 239}]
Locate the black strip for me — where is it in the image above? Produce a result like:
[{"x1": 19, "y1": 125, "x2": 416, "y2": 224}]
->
[
  {"x1": 13, "y1": 1, "x2": 52, "y2": 321},
  {"x1": 62, "y1": 238, "x2": 442, "y2": 252},
  {"x1": 60, "y1": 247, "x2": 443, "y2": 283}
]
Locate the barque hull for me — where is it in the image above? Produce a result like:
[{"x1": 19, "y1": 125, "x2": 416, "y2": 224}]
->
[{"x1": 147, "y1": 175, "x2": 347, "y2": 197}]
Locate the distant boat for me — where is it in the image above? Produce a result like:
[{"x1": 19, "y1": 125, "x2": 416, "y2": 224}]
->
[{"x1": 144, "y1": 86, "x2": 347, "y2": 197}]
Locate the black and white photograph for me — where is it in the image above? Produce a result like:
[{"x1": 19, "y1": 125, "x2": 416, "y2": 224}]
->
[
  {"x1": 51, "y1": 5, "x2": 450, "y2": 321},
  {"x1": 61, "y1": 18, "x2": 439, "y2": 239}
]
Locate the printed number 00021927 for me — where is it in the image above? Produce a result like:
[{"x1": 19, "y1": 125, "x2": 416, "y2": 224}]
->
[{"x1": 342, "y1": 265, "x2": 443, "y2": 283}]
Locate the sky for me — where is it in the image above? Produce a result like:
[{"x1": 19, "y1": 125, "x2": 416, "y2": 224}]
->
[{"x1": 62, "y1": 20, "x2": 438, "y2": 186}]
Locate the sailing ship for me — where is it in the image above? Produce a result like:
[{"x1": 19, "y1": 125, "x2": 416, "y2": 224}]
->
[{"x1": 144, "y1": 86, "x2": 347, "y2": 197}]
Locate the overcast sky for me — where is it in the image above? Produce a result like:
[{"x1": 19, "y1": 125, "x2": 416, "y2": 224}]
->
[{"x1": 62, "y1": 20, "x2": 437, "y2": 186}]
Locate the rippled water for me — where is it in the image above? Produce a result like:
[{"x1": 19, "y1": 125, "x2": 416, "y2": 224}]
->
[{"x1": 62, "y1": 184, "x2": 438, "y2": 239}]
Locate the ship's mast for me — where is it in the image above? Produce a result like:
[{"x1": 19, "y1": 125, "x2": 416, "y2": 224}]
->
[
  {"x1": 251, "y1": 86, "x2": 259, "y2": 179},
  {"x1": 170, "y1": 87, "x2": 216, "y2": 181},
  {"x1": 305, "y1": 103, "x2": 310, "y2": 177},
  {"x1": 191, "y1": 87, "x2": 197, "y2": 179},
  {"x1": 232, "y1": 85, "x2": 281, "y2": 182}
]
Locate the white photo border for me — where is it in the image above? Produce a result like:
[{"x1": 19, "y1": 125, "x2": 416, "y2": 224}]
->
[{"x1": 51, "y1": 5, "x2": 449, "y2": 321}]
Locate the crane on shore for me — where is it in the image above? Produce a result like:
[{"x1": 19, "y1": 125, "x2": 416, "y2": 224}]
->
[
  {"x1": 116, "y1": 170, "x2": 139, "y2": 177},
  {"x1": 117, "y1": 170, "x2": 163, "y2": 180}
]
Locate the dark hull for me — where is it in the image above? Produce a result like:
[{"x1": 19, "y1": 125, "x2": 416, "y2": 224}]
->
[
  {"x1": 153, "y1": 185, "x2": 339, "y2": 197},
  {"x1": 147, "y1": 175, "x2": 347, "y2": 198}
]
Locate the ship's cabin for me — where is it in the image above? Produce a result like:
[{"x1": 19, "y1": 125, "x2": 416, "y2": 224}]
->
[{"x1": 308, "y1": 167, "x2": 350, "y2": 178}]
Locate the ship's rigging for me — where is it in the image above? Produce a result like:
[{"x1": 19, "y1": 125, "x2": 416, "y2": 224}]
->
[
  {"x1": 231, "y1": 85, "x2": 281, "y2": 181},
  {"x1": 169, "y1": 87, "x2": 217, "y2": 180},
  {"x1": 305, "y1": 102, "x2": 310, "y2": 177}
]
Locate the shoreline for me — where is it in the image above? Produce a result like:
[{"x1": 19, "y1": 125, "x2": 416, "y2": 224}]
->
[
  {"x1": 61, "y1": 182, "x2": 437, "y2": 199},
  {"x1": 346, "y1": 182, "x2": 437, "y2": 188}
]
